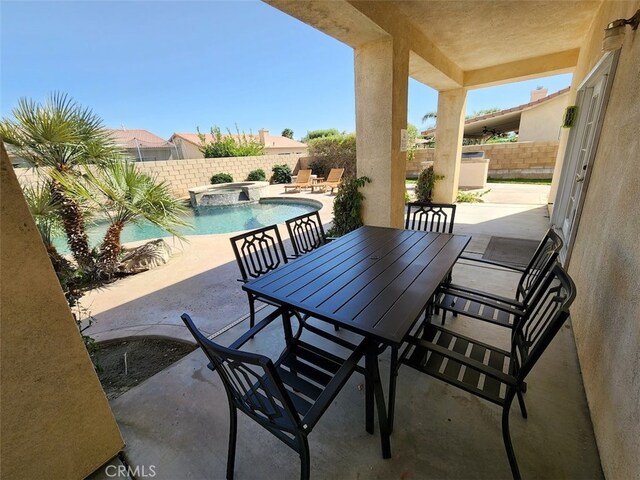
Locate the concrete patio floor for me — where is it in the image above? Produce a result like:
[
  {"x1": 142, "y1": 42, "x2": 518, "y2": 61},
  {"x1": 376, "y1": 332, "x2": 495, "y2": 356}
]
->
[
  {"x1": 83, "y1": 183, "x2": 551, "y2": 343},
  {"x1": 86, "y1": 183, "x2": 603, "y2": 479}
]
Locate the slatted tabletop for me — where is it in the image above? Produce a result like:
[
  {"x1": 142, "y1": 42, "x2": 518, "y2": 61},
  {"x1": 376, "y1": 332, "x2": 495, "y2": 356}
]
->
[{"x1": 244, "y1": 226, "x2": 470, "y2": 346}]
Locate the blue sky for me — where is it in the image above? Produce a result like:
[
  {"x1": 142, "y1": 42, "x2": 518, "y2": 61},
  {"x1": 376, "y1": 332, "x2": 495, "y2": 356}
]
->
[{"x1": 2, "y1": 1, "x2": 572, "y2": 140}]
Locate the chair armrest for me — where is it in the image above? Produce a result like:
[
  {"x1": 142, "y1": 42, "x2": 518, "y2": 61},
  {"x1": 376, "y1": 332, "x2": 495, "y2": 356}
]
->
[
  {"x1": 458, "y1": 254, "x2": 527, "y2": 273},
  {"x1": 439, "y1": 283, "x2": 524, "y2": 308},
  {"x1": 437, "y1": 286, "x2": 525, "y2": 316},
  {"x1": 404, "y1": 335, "x2": 517, "y2": 386}
]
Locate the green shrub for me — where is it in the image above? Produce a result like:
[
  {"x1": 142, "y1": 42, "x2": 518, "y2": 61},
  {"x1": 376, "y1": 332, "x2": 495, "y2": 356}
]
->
[
  {"x1": 302, "y1": 128, "x2": 341, "y2": 143},
  {"x1": 456, "y1": 189, "x2": 491, "y2": 203},
  {"x1": 246, "y1": 169, "x2": 266, "y2": 181},
  {"x1": 198, "y1": 126, "x2": 264, "y2": 158},
  {"x1": 307, "y1": 133, "x2": 356, "y2": 179},
  {"x1": 327, "y1": 176, "x2": 371, "y2": 237},
  {"x1": 415, "y1": 166, "x2": 443, "y2": 203},
  {"x1": 210, "y1": 173, "x2": 234, "y2": 184},
  {"x1": 271, "y1": 164, "x2": 292, "y2": 184}
]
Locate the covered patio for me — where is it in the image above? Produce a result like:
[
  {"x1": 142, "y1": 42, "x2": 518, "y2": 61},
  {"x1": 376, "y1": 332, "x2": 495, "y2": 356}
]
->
[
  {"x1": 2, "y1": 1, "x2": 638, "y2": 479},
  {"x1": 90, "y1": 196, "x2": 601, "y2": 479}
]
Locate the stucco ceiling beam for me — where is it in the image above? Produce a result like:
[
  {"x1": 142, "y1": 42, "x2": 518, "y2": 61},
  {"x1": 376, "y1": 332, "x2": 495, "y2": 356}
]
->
[
  {"x1": 464, "y1": 49, "x2": 580, "y2": 89},
  {"x1": 264, "y1": 0, "x2": 388, "y2": 48},
  {"x1": 348, "y1": 0, "x2": 463, "y2": 88}
]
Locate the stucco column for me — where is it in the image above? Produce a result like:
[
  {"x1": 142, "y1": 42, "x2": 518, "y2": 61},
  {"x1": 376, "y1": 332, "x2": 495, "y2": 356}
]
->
[
  {"x1": 355, "y1": 37, "x2": 409, "y2": 228},
  {"x1": 433, "y1": 88, "x2": 467, "y2": 203}
]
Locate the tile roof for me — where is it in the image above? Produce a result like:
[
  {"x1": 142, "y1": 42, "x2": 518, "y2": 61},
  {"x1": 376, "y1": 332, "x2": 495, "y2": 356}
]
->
[
  {"x1": 106, "y1": 128, "x2": 174, "y2": 148},
  {"x1": 421, "y1": 87, "x2": 571, "y2": 136}
]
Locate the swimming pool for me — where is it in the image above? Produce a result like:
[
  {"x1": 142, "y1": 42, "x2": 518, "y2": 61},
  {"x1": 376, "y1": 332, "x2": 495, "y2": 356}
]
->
[{"x1": 53, "y1": 198, "x2": 321, "y2": 252}]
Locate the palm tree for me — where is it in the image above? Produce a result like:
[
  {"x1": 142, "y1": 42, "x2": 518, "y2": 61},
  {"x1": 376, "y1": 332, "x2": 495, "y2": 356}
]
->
[
  {"x1": 422, "y1": 111, "x2": 437, "y2": 125},
  {"x1": 21, "y1": 181, "x2": 73, "y2": 272},
  {"x1": 53, "y1": 160, "x2": 189, "y2": 276},
  {"x1": 0, "y1": 92, "x2": 122, "y2": 270}
]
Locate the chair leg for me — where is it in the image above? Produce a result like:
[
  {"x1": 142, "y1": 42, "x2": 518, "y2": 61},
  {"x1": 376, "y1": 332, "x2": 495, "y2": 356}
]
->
[
  {"x1": 299, "y1": 435, "x2": 311, "y2": 480},
  {"x1": 502, "y1": 391, "x2": 522, "y2": 480},
  {"x1": 226, "y1": 405, "x2": 238, "y2": 480},
  {"x1": 516, "y1": 389, "x2": 528, "y2": 419}
]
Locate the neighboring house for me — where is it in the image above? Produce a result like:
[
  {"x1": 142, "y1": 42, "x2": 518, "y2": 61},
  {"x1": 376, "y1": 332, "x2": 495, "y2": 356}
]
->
[
  {"x1": 422, "y1": 87, "x2": 570, "y2": 142},
  {"x1": 106, "y1": 128, "x2": 178, "y2": 162},
  {"x1": 170, "y1": 129, "x2": 308, "y2": 159}
]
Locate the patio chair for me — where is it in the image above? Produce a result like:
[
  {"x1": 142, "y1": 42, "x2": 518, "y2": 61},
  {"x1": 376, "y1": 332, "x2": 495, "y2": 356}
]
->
[
  {"x1": 435, "y1": 228, "x2": 563, "y2": 329},
  {"x1": 284, "y1": 169, "x2": 313, "y2": 192},
  {"x1": 399, "y1": 264, "x2": 576, "y2": 479},
  {"x1": 230, "y1": 225, "x2": 289, "y2": 330},
  {"x1": 181, "y1": 312, "x2": 383, "y2": 480},
  {"x1": 405, "y1": 202, "x2": 457, "y2": 234},
  {"x1": 310, "y1": 168, "x2": 344, "y2": 193},
  {"x1": 285, "y1": 211, "x2": 327, "y2": 257}
]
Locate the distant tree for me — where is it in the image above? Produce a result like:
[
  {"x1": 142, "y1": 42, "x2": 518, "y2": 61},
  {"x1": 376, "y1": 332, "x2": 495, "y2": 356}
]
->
[
  {"x1": 302, "y1": 128, "x2": 341, "y2": 143},
  {"x1": 406, "y1": 123, "x2": 421, "y2": 162},
  {"x1": 466, "y1": 107, "x2": 501, "y2": 119},
  {"x1": 422, "y1": 111, "x2": 437, "y2": 127},
  {"x1": 198, "y1": 125, "x2": 264, "y2": 158},
  {"x1": 281, "y1": 128, "x2": 294, "y2": 139}
]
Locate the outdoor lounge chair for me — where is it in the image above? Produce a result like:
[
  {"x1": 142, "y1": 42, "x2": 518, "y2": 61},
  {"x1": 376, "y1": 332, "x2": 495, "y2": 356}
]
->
[
  {"x1": 284, "y1": 169, "x2": 313, "y2": 192},
  {"x1": 230, "y1": 225, "x2": 289, "y2": 331},
  {"x1": 435, "y1": 228, "x2": 563, "y2": 329},
  {"x1": 310, "y1": 168, "x2": 344, "y2": 193},
  {"x1": 399, "y1": 264, "x2": 576, "y2": 479},
  {"x1": 285, "y1": 211, "x2": 327, "y2": 257},
  {"x1": 181, "y1": 311, "x2": 384, "y2": 480}
]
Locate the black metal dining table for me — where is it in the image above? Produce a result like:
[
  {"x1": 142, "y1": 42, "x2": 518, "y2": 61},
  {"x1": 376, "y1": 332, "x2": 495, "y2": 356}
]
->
[{"x1": 243, "y1": 225, "x2": 470, "y2": 457}]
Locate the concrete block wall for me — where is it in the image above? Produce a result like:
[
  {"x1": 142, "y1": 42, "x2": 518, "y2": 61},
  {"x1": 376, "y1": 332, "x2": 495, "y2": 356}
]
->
[
  {"x1": 406, "y1": 141, "x2": 559, "y2": 178},
  {"x1": 14, "y1": 155, "x2": 301, "y2": 198}
]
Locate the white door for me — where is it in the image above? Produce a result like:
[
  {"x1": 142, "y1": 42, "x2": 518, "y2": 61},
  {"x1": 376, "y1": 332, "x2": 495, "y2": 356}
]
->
[{"x1": 552, "y1": 51, "x2": 619, "y2": 264}]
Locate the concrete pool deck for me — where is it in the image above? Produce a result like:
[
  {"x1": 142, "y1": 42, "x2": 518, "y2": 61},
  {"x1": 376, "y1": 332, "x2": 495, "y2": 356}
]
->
[{"x1": 82, "y1": 183, "x2": 551, "y2": 343}]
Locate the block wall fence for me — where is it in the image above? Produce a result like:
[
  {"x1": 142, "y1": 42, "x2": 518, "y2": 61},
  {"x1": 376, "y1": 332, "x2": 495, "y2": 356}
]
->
[
  {"x1": 406, "y1": 141, "x2": 559, "y2": 178},
  {"x1": 15, "y1": 154, "x2": 302, "y2": 198},
  {"x1": 14, "y1": 142, "x2": 558, "y2": 196}
]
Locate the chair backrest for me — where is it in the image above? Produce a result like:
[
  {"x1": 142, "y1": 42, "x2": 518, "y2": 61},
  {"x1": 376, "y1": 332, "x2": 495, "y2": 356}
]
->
[
  {"x1": 181, "y1": 314, "x2": 300, "y2": 433},
  {"x1": 295, "y1": 169, "x2": 312, "y2": 183},
  {"x1": 405, "y1": 202, "x2": 457, "y2": 234},
  {"x1": 285, "y1": 211, "x2": 326, "y2": 257},
  {"x1": 230, "y1": 225, "x2": 288, "y2": 281},
  {"x1": 511, "y1": 264, "x2": 576, "y2": 381},
  {"x1": 326, "y1": 168, "x2": 344, "y2": 183},
  {"x1": 516, "y1": 228, "x2": 563, "y2": 304}
]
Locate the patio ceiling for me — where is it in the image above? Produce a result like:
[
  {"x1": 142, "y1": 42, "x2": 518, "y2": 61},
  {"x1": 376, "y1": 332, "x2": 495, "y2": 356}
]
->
[{"x1": 265, "y1": 0, "x2": 602, "y2": 89}]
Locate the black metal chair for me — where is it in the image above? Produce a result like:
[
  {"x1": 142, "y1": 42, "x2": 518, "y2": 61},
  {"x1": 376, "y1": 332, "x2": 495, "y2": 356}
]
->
[
  {"x1": 399, "y1": 264, "x2": 576, "y2": 479},
  {"x1": 405, "y1": 202, "x2": 457, "y2": 234},
  {"x1": 435, "y1": 228, "x2": 563, "y2": 329},
  {"x1": 182, "y1": 311, "x2": 385, "y2": 480},
  {"x1": 230, "y1": 225, "x2": 289, "y2": 329},
  {"x1": 285, "y1": 211, "x2": 327, "y2": 257}
]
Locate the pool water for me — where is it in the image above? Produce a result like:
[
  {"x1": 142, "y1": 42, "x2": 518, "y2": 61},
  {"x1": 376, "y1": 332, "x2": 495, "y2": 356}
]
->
[{"x1": 53, "y1": 200, "x2": 319, "y2": 252}]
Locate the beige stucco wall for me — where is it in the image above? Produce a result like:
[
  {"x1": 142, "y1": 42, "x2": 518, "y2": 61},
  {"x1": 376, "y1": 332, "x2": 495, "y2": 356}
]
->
[
  {"x1": 561, "y1": 2, "x2": 640, "y2": 479},
  {"x1": 14, "y1": 154, "x2": 302, "y2": 198},
  {"x1": 518, "y1": 92, "x2": 569, "y2": 142},
  {"x1": 407, "y1": 142, "x2": 558, "y2": 178},
  {"x1": 0, "y1": 143, "x2": 124, "y2": 478}
]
